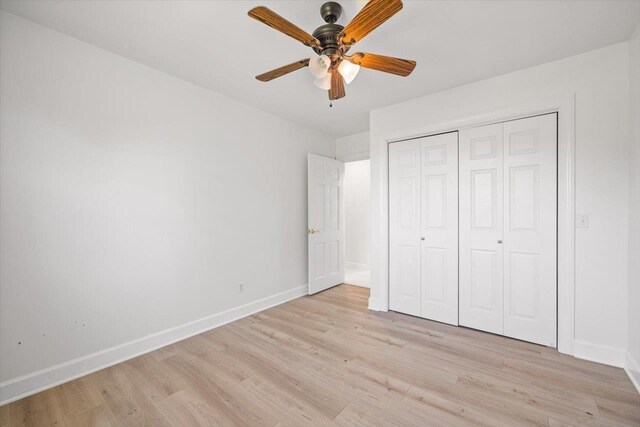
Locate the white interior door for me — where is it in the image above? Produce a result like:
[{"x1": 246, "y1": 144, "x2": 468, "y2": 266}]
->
[
  {"x1": 503, "y1": 114, "x2": 557, "y2": 347},
  {"x1": 459, "y1": 114, "x2": 557, "y2": 346},
  {"x1": 389, "y1": 133, "x2": 459, "y2": 324},
  {"x1": 459, "y1": 123, "x2": 505, "y2": 334},
  {"x1": 420, "y1": 133, "x2": 459, "y2": 325},
  {"x1": 308, "y1": 154, "x2": 344, "y2": 294}
]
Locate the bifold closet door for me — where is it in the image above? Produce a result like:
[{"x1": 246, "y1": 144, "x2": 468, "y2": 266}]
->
[
  {"x1": 389, "y1": 139, "x2": 421, "y2": 316},
  {"x1": 459, "y1": 114, "x2": 557, "y2": 347},
  {"x1": 389, "y1": 133, "x2": 459, "y2": 325},
  {"x1": 503, "y1": 115, "x2": 557, "y2": 347},
  {"x1": 420, "y1": 133, "x2": 459, "y2": 325},
  {"x1": 458, "y1": 123, "x2": 505, "y2": 335}
]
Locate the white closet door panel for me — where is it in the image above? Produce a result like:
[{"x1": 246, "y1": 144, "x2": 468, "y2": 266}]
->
[
  {"x1": 420, "y1": 132, "x2": 459, "y2": 325},
  {"x1": 389, "y1": 140, "x2": 421, "y2": 316},
  {"x1": 503, "y1": 114, "x2": 557, "y2": 346},
  {"x1": 459, "y1": 123, "x2": 504, "y2": 334}
]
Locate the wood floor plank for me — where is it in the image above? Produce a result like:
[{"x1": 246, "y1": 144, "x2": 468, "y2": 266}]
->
[
  {"x1": 53, "y1": 376, "x2": 106, "y2": 417},
  {"x1": 87, "y1": 364, "x2": 172, "y2": 427},
  {"x1": 159, "y1": 354, "x2": 268, "y2": 426},
  {"x1": 6, "y1": 389, "x2": 68, "y2": 427},
  {"x1": 595, "y1": 394, "x2": 640, "y2": 425},
  {"x1": 122, "y1": 354, "x2": 189, "y2": 403},
  {"x1": 456, "y1": 369, "x2": 599, "y2": 423},
  {"x1": 402, "y1": 385, "x2": 515, "y2": 427},
  {"x1": 301, "y1": 359, "x2": 411, "y2": 403},
  {"x1": 0, "y1": 404, "x2": 9, "y2": 427},
  {"x1": 234, "y1": 376, "x2": 339, "y2": 427},
  {"x1": 2, "y1": 284, "x2": 639, "y2": 426},
  {"x1": 220, "y1": 345, "x2": 347, "y2": 419},
  {"x1": 63, "y1": 404, "x2": 118, "y2": 427},
  {"x1": 156, "y1": 388, "x2": 227, "y2": 427},
  {"x1": 336, "y1": 392, "x2": 455, "y2": 427}
]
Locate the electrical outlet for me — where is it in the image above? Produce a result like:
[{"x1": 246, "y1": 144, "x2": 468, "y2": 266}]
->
[
  {"x1": 576, "y1": 213, "x2": 590, "y2": 228},
  {"x1": 238, "y1": 283, "x2": 244, "y2": 294}
]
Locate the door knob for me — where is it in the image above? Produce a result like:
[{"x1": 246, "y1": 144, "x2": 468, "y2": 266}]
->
[
  {"x1": 497, "y1": 240, "x2": 503, "y2": 244},
  {"x1": 421, "y1": 237, "x2": 425, "y2": 241},
  {"x1": 308, "y1": 228, "x2": 319, "y2": 234}
]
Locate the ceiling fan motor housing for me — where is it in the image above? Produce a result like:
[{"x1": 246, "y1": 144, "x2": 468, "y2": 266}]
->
[
  {"x1": 312, "y1": 24, "x2": 346, "y2": 59},
  {"x1": 314, "y1": 2, "x2": 348, "y2": 60}
]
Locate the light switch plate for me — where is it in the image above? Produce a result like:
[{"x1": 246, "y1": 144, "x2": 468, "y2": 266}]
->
[{"x1": 576, "y1": 213, "x2": 589, "y2": 228}]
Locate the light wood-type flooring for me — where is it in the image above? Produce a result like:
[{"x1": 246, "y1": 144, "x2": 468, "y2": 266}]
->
[{"x1": 1, "y1": 285, "x2": 639, "y2": 426}]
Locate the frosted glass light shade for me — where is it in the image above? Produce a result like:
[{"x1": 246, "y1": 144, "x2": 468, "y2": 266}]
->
[
  {"x1": 313, "y1": 73, "x2": 332, "y2": 90},
  {"x1": 338, "y1": 59, "x2": 360, "y2": 84},
  {"x1": 309, "y1": 55, "x2": 331, "y2": 79}
]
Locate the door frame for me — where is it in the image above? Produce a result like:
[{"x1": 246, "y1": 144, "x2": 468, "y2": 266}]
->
[{"x1": 371, "y1": 94, "x2": 575, "y2": 355}]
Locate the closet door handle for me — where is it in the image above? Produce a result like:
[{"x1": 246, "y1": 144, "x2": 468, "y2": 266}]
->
[{"x1": 497, "y1": 240, "x2": 503, "y2": 244}]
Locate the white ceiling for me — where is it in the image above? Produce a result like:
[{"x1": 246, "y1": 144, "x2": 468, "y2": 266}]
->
[{"x1": 1, "y1": 0, "x2": 639, "y2": 137}]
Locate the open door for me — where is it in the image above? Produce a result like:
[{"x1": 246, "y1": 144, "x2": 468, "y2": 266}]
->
[{"x1": 308, "y1": 154, "x2": 345, "y2": 294}]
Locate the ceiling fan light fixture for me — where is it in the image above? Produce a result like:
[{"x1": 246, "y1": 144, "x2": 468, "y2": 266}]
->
[
  {"x1": 313, "y1": 73, "x2": 332, "y2": 90},
  {"x1": 338, "y1": 59, "x2": 360, "y2": 84},
  {"x1": 250, "y1": 1, "x2": 416, "y2": 101},
  {"x1": 309, "y1": 55, "x2": 331, "y2": 78}
]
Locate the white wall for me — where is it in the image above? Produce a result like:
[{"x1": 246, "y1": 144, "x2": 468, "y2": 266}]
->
[
  {"x1": 336, "y1": 131, "x2": 370, "y2": 162},
  {"x1": 627, "y1": 21, "x2": 640, "y2": 391},
  {"x1": 0, "y1": 11, "x2": 334, "y2": 402},
  {"x1": 370, "y1": 43, "x2": 630, "y2": 365},
  {"x1": 344, "y1": 160, "x2": 370, "y2": 270}
]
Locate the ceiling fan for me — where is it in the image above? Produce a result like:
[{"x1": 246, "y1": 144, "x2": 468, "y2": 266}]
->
[{"x1": 248, "y1": 0, "x2": 416, "y2": 103}]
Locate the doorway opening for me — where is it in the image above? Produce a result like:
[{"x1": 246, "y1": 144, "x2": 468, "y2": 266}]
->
[{"x1": 344, "y1": 159, "x2": 370, "y2": 288}]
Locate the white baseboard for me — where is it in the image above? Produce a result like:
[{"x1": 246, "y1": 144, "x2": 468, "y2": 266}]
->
[
  {"x1": 625, "y1": 351, "x2": 640, "y2": 394},
  {"x1": 0, "y1": 285, "x2": 307, "y2": 406},
  {"x1": 345, "y1": 262, "x2": 369, "y2": 271},
  {"x1": 345, "y1": 282, "x2": 369, "y2": 289},
  {"x1": 573, "y1": 339, "x2": 626, "y2": 368},
  {"x1": 368, "y1": 297, "x2": 386, "y2": 312}
]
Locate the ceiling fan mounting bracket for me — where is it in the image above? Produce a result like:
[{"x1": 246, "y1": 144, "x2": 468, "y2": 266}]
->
[{"x1": 320, "y1": 2, "x2": 342, "y2": 24}]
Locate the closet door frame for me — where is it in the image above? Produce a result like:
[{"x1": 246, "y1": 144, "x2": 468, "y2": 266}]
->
[{"x1": 377, "y1": 94, "x2": 575, "y2": 356}]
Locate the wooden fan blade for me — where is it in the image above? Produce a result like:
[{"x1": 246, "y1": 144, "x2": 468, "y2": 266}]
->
[
  {"x1": 329, "y1": 70, "x2": 346, "y2": 100},
  {"x1": 256, "y1": 59, "x2": 310, "y2": 82},
  {"x1": 248, "y1": 6, "x2": 320, "y2": 48},
  {"x1": 340, "y1": 0, "x2": 403, "y2": 45},
  {"x1": 349, "y1": 52, "x2": 416, "y2": 76}
]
